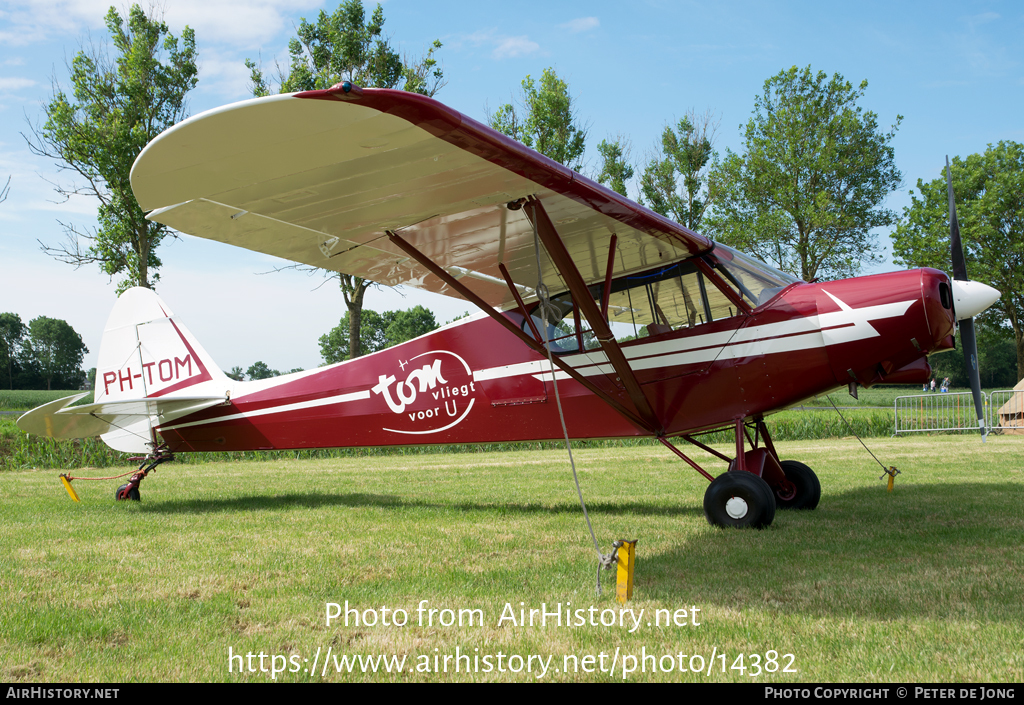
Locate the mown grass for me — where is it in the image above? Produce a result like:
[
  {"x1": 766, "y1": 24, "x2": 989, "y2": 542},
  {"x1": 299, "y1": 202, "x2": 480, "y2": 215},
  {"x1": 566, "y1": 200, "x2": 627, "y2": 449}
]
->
[{"x1": 1, "y1": 436, "x2": 1021, "y2": 682}]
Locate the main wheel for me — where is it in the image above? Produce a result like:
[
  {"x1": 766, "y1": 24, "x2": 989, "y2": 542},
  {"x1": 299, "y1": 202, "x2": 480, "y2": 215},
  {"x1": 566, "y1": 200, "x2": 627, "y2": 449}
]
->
[
  {"x1": 703, "y1": 472, "x2": 776, "y2": 529},
  {"x1": 775, "y1": 460, "x2": 820, "y2": 510},
  {"x1": 115, "y1": 484, "x2": 141, "y2": 501}
]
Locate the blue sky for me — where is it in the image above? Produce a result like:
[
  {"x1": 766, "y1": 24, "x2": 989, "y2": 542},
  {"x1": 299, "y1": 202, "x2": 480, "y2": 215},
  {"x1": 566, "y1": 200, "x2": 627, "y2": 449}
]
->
[{"x1": 1, "y1": 0, "x2": 1021, "y2": 373}]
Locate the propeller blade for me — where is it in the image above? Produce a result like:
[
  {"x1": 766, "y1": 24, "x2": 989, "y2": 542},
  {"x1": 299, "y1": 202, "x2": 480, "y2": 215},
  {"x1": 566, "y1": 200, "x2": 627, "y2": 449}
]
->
[
  {"x1": 958, "y1": 317, "x2": 987, "y2": 440},
  {"x1": 947, "y1": 156, "x2": 968, "y2": 282},
  {"x1": 947, "y1": 156, "x2": 986, "y2": 440}
]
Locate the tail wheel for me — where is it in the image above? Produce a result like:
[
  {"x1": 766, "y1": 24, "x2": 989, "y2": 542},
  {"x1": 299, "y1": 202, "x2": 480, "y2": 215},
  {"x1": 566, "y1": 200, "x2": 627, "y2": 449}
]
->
[
  {"x1": 115, "y1": 484, "x2": 141, "y2": 501},
  {"x1": 776, "y1": 461, "x2": 821, "y2": 510},
  {"x1": 704, "y1": 472, "x2": 776, "y2": 529}
]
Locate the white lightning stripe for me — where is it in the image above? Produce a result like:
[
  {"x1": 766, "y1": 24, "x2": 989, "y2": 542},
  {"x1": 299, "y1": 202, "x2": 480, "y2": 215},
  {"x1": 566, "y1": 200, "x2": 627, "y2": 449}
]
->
[
  {"x1": 472, "y1": 297, "x2": 916, "y2": 384},
  {"x1": 159, "y1": 390, "x2": 371, "y2": 431}
]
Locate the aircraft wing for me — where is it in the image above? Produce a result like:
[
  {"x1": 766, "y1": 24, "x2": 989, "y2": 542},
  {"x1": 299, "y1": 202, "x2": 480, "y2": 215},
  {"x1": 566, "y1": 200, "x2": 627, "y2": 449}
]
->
[{"x1": 131, "y1": 86, "x2": 712, "y2": 310}]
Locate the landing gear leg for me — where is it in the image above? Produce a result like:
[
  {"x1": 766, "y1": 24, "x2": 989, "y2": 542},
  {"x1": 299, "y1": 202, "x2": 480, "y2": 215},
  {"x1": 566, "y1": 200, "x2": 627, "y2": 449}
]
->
[
  {"x1": 114, "y1": 446, "x2": 174, "y2": 502},
  {"x1": 701, "y1": 418, "x2": 777, "y2": 528}
]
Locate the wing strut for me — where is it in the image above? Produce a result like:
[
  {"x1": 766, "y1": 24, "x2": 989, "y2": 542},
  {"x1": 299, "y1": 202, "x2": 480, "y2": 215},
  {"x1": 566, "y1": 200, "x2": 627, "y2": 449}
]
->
[
  {"x1": 526, "y1": 200, "x2": 666, "y2": 436},
  {"x1": 385, "y1": 229, "x2": 655, "y2": 434}
]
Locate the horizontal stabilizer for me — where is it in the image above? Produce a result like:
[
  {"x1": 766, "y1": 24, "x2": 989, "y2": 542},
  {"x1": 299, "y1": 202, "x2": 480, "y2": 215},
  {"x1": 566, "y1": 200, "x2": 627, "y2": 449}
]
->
[{"x1": 17, "y1": 394, "x2": 228, "y2": 441}]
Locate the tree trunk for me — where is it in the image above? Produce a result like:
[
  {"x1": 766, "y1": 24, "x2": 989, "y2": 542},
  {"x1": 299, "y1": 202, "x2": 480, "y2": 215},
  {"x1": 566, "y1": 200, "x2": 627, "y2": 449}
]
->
[
  {"x1": 341, "y1": 275, "x2": 369, "y2": 359},
  {"x1": 1015, "y1": 329, "x2": 1024, "y2": 384}
]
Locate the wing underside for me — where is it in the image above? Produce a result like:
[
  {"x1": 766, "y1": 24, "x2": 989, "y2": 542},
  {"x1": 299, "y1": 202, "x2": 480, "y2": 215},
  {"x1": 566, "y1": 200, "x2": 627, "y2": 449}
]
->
[{"x1": 132, "y1": 88, "x2": 712, "y2": 310}]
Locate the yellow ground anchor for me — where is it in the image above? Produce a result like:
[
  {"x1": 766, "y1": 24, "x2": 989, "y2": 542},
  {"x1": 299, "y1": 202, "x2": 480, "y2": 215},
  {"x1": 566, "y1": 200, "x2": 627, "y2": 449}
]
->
[
  {"x1": 881, "y1": 466, "x2": 900, "y2": 492},
  {"x1": 59, "y1": 474, "x2": 81, "y2": 502},
  {"x1": 614, "y1": 539, "x2": 638, "y2": 604}
]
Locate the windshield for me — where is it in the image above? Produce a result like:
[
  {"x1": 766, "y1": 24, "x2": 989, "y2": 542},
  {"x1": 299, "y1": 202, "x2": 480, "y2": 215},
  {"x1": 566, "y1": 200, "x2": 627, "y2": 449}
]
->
[{"x1": 710, "y1": 244, "x2": 801, "y2": 307}]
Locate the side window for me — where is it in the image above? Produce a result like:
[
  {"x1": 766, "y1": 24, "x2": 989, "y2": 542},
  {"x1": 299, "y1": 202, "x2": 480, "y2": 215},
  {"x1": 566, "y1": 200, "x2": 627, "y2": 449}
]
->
[
  {"x1": 604, "y1": 261, "x2": 743, "y2": 340},
  {"x1": 521, "y1": 255, "x2": 760, "y2": 351},
  {"x1": 522, "y1": 294, "x2": 595, "y2": 354}
]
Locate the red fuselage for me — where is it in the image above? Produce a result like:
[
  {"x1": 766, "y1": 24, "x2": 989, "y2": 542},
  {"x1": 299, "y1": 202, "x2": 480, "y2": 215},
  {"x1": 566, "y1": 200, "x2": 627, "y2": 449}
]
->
[{"x1": 156, "y1": 267, "x2": 954, "y2": 453}]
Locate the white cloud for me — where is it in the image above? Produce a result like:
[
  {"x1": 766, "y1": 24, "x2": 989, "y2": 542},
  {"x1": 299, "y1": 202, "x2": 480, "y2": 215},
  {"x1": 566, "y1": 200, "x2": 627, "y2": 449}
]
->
[
  {"x1": 0, "y1": 77, "x2": 36, "y2": 91},
  {"x1": 461, "y1": 29, "x2": 541, "y2": 60},
  {"x1": 561, "y1": 17, "x2": 599, "y2": 34},
  {"x1": 492, "y1": 36, "x2": 540, "y2": 60},
  {"x1": 0, "y1": 0, "x2": 320, "y2": 48},
  {"x1": 193, "y1": 48, "x2": 267, "y2": 104},
  {"x1": 159, "y1": 0, "x2": 322, "y2": 48},
  {"x1": 964, "y1": 11, "x2": 999, "y2": 28}
]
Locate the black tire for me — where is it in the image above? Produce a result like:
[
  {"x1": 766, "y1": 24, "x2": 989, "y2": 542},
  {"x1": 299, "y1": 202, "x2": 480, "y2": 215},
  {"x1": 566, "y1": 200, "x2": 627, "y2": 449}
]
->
[
  {"x1": 703, "y1": 472, "x2": 776, "y2": 529},
  {"x1": 115, "y1": 484, "x2": 141, "y2": 501},
  {"x1": 775, "y1": 460, "x2": 821, "y2": 510}
]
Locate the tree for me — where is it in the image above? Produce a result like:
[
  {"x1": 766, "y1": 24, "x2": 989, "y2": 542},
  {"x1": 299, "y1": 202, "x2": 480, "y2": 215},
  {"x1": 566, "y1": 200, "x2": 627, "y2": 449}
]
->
[
  {"x1": 247, "y1": 1, "x2": 444, "y2": 98},
  {"x1": 26, "y1": 5, "x2": 198, "y2": 294},
  {"x1": 384, "y1": 306, "x2": 438, "y2": 348},
  {"x1": 22, "y1": 317, "x2": 88, "y2": 391},
  {"x1": 247, "y1": 1, "x2": 444, "y2": 359},
  {"x1": 891, "y1": 142, "x2": 1024, "y2": 382},
  {"x1": 0, "y1": 313, "x2": 25, "y2": 390},
  {"x1": 596, "y1": 137, "x2": 633, "y2": 198},
  {"x1": 929, "y1": 320, "x2": 1019, "y2": 388},
  {"x1": 639, "y1": 112, "x2": 718, "y2": 231},
  {"x1": 225, "y1": 366, "x2": 246, "y2": 382},
  {"x1": 704, "y1": 66, "x2": 902, "y2": 282},
  {"x1": 319, "y1": 306, "x2": 438, "y2": 364},
  {"x1": 489, "y1": 68, "x2": 587, "y2": 171},
  {"x1": 246, "y1": 361, "x2": 281, "y2": 380}
]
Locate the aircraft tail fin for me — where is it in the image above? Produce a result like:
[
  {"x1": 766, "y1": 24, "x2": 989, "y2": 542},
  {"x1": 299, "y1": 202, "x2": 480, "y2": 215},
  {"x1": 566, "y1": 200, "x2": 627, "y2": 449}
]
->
[
  {"x1": 17, "y1": 288, "x2": 231, "y2": 454},
  {"x1": 94, "y1": 286, "x2": 228, "y2": 403}
]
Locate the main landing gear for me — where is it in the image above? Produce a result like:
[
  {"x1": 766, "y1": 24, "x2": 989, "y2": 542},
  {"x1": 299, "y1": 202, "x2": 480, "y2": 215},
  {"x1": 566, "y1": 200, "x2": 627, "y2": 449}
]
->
[{"x1": 662, "y1": 417, "x2": 820, "y2": 529}]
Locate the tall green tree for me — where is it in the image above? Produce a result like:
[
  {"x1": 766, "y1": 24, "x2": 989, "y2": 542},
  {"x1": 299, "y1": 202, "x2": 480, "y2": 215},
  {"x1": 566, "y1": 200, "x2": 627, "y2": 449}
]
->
[
  {"x1": 320, "y1": 306, "x2": 438, "y2": 364},
  {"x1": 596, "y1": 137, "x2": 633, "y2": 198},
  {"x1": 246, "y1": 361, "x2": 281, "y2": 380},
  {"x1": 26, "y1": 5, "x2": 198, "y2": 293},
  {"x1": 704, "y1": 66, "x2": 902, "y2": 281},
  {"x1": 891, "y1": 142, "x2": 1024, "y2": 382},
  {"x1": 489, "y1": 68, "x2": 587, "y2": 171},
  {"x1": 0, "y1": 313, "x2": 25, "y2": 390},
  {"x1": 22, "y1": 317, "x2": 88, "y2": 391},
  {"x1": 247, "y1": 1, "x2": 444, "y2": 360},
  {"x1": 639, "y1": 112, "x2": 718, "y2": 231}
]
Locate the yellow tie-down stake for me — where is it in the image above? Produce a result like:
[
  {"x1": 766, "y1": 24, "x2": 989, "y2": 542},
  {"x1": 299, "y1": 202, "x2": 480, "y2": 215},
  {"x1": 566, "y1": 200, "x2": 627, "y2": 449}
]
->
[
  {"x1": 60, "y1": 474, "x2": 81, "y2": 502},
  {"x1": 614, "y1": 539, "x2": 638, "y2": 604},
  {"x1": 880, "y1": 466, "x2": 900, "y2": 492}
]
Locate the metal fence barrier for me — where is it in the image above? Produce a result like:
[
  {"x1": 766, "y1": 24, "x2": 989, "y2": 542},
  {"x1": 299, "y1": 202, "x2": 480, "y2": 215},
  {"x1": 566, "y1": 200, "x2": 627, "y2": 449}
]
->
[
  {"x1": 894, "y1": 390, "x2": 1024, "y2": 435},
  {"x1": 989, "y1": 389, "x2": 1024, "y2": 434}
]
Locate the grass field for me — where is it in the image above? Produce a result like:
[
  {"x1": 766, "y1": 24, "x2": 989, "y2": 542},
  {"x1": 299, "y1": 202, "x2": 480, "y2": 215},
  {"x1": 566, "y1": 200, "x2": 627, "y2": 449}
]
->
[{"x1": 1, "y1": 435, "x2": 1021, "y2": 682}]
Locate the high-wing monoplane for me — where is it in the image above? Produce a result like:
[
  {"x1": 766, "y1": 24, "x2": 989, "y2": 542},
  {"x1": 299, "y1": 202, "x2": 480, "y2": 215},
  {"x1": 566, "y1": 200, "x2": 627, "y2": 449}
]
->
[{"x1": 19, "y1": 84, "x2": 1001, "y2": 528}]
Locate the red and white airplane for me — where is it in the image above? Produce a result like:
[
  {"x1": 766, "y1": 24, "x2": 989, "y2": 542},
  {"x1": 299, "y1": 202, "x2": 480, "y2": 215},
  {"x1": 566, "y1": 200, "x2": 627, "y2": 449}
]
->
[{"x1": 19, "y1": 84, "x2": 1000, "y2": 528}]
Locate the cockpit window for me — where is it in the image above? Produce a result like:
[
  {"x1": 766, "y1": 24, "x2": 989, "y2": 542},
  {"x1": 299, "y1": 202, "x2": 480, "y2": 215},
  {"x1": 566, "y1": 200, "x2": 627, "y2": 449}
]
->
[
  {"x1": 521, "y1": 246, "x2": 799, "y2": 353},
  {"x1": 603, "y1": 259, "x2": 737, "y2": 336}
]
